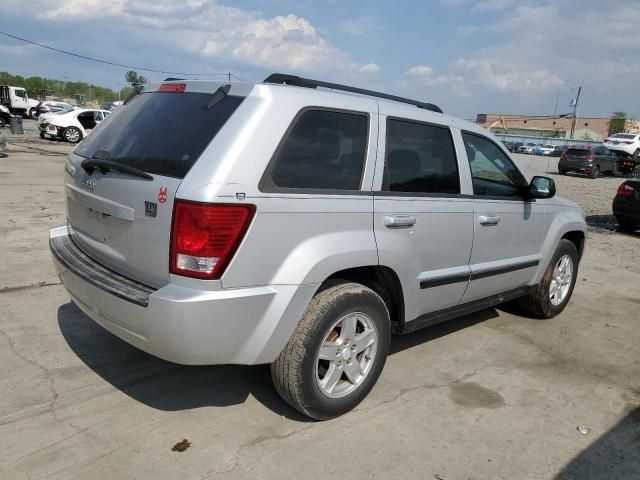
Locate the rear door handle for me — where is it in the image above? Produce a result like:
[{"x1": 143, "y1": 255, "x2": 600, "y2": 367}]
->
[
  {"x1": 479, "y1": 214, "x2": 501, "y2": 226},
  {"x1": 384, "y1": 214, "x2": 416, "y2": 228}
]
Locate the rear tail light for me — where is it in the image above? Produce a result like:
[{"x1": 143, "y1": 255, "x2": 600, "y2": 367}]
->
[
  {"x1": 617, "y1": 183, "x2": 634, "y2": 196},
  {"x1": 560, "y1": 153, "x2": 567, "y2": 160},
  {"x1": 623, "y1": 141, "x2": 634, "y2": 145},
  {"x1": 170, "y1": 201, "x2": 256, "y2": 280},
  {"x1": 158, "y1": 83, "x2": 186, "y2": 93},
  {"x1": 586, "y1": 156, "x2": 594, "y2": 162}
]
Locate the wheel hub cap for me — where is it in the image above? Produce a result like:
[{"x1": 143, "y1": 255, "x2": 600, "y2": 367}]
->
[
  {"x1": 549, "y1": 254, "x2": 573, "y2": 306},
  {"x1": 315, "y1": 312, "x2": 378, "y2": 399}
]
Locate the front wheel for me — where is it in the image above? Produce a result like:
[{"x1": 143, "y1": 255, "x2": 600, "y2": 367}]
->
[
  {"x1": 29, "y1": 109, "x2": 37, "y2": 120},
  {"x1": 519, "y1": 239, "x2": 579, "y2": 319},
  {"x1": 63, "y1": 127, "x2": 82, "y2": 143},
  {"x1": 271, "y1": 282, "x2": 391, "y2": 420},
  {"x1": 590, "y1": 166, "x2": 600, "y2": 179}
]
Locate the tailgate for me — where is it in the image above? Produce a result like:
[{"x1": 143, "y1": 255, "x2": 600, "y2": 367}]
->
[
  {"x1": 64, "y1": 81, "x2": 249, "y2": 288},
  {"x1": 65, "y1": 153, "x2": 180, "y2": 288}
]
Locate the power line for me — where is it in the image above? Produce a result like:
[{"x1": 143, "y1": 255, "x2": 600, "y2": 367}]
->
[{"x1": 0, "y1": 30, "x2": 243, "y2": 81}]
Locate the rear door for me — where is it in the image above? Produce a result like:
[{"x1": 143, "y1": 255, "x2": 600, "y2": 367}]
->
[
  {"x1": 65, "y1": 82, "x2": 249, "y2": 288},
  {"x1": 460, "y1": 131, "x2": 545, "y2": 302},
  {"x1": 373, "y1": 115, "x2": 474, "y2": 321}
]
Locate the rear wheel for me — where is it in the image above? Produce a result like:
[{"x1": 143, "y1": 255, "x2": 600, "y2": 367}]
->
[
  {"x1": 63, "y1": 127, "x2": 82, "y2": 143},
  {"x1": 271, "y1": 282, "x2": 391, "y2": 420},
  {"x1": 29, "y1": 109, "x2": 37, "y2": 120},
  {"x1": 0, "y1": 118, "x2": 5, "y2": 129},
  {"x1": 519, "y1": 239, "x2": 579, "y2": 319},
  {"x1": 590, "y1": 166, "x2": 600, "y2": 179},
  {"x1": 558, "y1": 169, "x2": 566, "y2": 175}
]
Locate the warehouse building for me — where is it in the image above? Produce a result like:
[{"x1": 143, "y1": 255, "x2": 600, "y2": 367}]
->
[{"x1": 476, "y1": 114, "x2": 640, "y2": 142}]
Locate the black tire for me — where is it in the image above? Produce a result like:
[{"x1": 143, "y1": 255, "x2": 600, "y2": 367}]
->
[
  {"x1": 39, "y1": 132, "x2": 45, "y2": 139},
  {"x1": 0, "y1": 118, "x2": 5, "y2": 129},
  {"x1": 558, "y1": 169, "x2": 566, "y2": 175},
  {"x1": 62, "y1": 127, "x2": 82, "y2": 144},
  {"x1": 519, "y1": 239, "x2": 579, "y2": 319},
  {"x1": 616, "y1": 216, "x2": 636, "y2": 232},
  {"x1": 590, "y1": 166, "x2": 600, "y2": 179},
  {"x1": 632, "y1": 164, "x2": 640, "y2": 178},
  {"x1": 271, "y1": 282, "x2": 391, "y2": 420},
  {"x1": 29, "y1": 109, "x2": 37, "y2": 120}
]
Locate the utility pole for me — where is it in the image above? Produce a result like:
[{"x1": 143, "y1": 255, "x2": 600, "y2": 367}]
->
[
  {"x1": 228, "y1": 72, "x2": 231, "y2": 82},
  {"x1": 569, "y1": 86, "x2": 582, "y2": 139}
]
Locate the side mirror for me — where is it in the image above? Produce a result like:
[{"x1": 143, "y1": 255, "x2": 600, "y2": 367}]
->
[{"x1": 528, "y1": 176, "x2": 555, "y2": 199}]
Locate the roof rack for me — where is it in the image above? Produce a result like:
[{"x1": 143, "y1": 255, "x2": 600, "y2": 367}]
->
[{"x1": 263, "y1": 73, "x2": 443, "y2": 113}]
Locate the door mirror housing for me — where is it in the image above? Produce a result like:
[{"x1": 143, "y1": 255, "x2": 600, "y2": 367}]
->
[{"x1": 527, "y1": 176, "x2": 555, "y2": 199}]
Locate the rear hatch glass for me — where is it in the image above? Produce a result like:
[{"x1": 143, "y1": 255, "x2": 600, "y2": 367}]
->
[
  {"x1": 74, "y1": 90, "x2": 244, "y2": 178},
  {"x1": 566, "y1": 149, "x2": 591, "y2": 157},
  {"x1": 67, "y1": 85, "x2": 246, "y2": 288}
]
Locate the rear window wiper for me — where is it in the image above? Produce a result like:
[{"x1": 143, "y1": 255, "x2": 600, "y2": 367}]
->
[
  {"x1": 207, "y1": 85, "x2": 231, "y2": 109},
  {"x1": 81, "y1": 157, "x2": 153, "y2": 180}
]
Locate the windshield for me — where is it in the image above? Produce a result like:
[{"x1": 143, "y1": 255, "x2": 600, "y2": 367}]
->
[{"x1": 74, "y1": 91, "x2": 244, "y2": 178}]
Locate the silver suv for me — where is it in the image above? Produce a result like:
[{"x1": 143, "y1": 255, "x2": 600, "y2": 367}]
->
[{"x1": 50, "y1": 75, "x2": 586, "y2": 419}]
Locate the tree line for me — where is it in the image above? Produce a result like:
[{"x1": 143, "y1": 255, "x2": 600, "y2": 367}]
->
[{"x1": 0, "y1": 70, "x2": 143, "y2": 104}]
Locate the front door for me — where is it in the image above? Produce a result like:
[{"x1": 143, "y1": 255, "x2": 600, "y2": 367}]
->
[
  {"x1": 374, "y1": 116, "x2": 474, "y2": 322},
  {"x1": 460, "y1": 131, "x2": 546, "y2": 302}
]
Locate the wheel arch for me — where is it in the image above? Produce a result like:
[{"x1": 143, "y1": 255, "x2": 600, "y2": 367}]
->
[{"x1": 322, "y1": 265, "x2": 405, "y2": 334}]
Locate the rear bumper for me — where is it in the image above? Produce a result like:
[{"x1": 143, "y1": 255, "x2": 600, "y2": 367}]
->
[
  {"x1": 607, "y1": 145, "x2": 636, "y2": 156},
  {"x1": 558, "y1": 160, "x2": 595, "y2": 172},
  {"x1": 50, "y1": 225, "x2": 316, "y2": 365}
]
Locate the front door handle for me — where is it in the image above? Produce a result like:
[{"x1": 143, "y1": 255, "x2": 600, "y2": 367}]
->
[
  {"x1": 384, "y1": 214, "x2": 416, "y2": 228},
  {"x1": 479, "y1": 214, "x2": 501, "y2": 226}
]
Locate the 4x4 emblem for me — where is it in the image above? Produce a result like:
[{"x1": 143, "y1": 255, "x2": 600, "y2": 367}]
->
[{"x1": 81, "y1": 175, "x2": 96, "y2": 192}]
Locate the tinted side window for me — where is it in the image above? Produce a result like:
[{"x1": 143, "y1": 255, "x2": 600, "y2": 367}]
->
[
  {"x1": 266, "y1": 110, "x2": 368, "y2": 191},
  {"x1": 462, "y1": 132, "x2": 527, "y2": 197},
  {"x1": 383, "y1": 119, "x2": 460, "y2": 194}
]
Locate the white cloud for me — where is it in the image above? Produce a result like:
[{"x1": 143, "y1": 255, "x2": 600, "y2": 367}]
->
[
  {"x1": 406, "y1": 65, "x2": 433, "y2": 76},
  {"x1": 339, "y1": 16, "x2": 377, "y2": 35},
  {"x1": 359, "y1": 63, "x2": 380, "y2": 73},
  {"x1": 455, "y1": 58, "x2": 564, "y2": 93},
  {"x1": 0, "y1": 0, "x2": 375, "y2": 73}
]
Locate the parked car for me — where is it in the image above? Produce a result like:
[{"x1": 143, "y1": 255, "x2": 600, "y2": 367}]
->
[
  {"x1": 613, "y1": 179, "x2": 640, "y2": 232},
  {"x1": 532, "y1": 144, "x2": 554, "y2": 156},
  {"x1": 49, "y1": 74, "x2": 587, "y2": 420},
  {"x1": 501, "y1": 140, "x2": 515, "y2": 152},
  {"x1": 35, "y1": 101, "x2": 75, "y2": 117},
  {"x1": 558, "y1": 145, "x2": 618, "y2": 178},
  {"x1": 519, "y1": 142, "x2": 537, "y2": 154},
  {"x1": 100, "y1": 101, "x2": 123, "y2": 111},
  {"x1": 39, "y1": 108, "x2": 110, "y2": 143},
  {"x1": 604, "y1": 133, "x2": 640, "y2": 158},
  {"x1": 0, "y1": 104, "x2": 11, "y2": 129},
  {"x1": 549, "y1": 145, "x2": 565, "y2": 157}
]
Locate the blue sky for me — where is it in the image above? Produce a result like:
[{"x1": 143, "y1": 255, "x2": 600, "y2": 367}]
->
[{"x1": 1, "y1": 0, "x2": 639, "y2": 118}]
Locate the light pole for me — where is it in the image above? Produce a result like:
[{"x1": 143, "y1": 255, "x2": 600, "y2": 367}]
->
[{"x1": 569, "y1": 86, "x2": 582, "y2": 139}]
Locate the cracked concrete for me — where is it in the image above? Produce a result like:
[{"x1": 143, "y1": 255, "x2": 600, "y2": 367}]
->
[{"x1": 0, "y1": 145, "x2": 639, "y2": 479}]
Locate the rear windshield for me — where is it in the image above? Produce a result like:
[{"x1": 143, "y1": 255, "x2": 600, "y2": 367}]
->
[
  {"x1": 74, "y1": 91, "x2": 244, "y2": 178},
  {"x1": 611, "y1": 134, "x2": 636, "y2": 139},
  {"x1": 566, "y1": 148, "x2": 591, "y2": 155}
]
